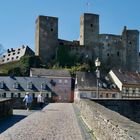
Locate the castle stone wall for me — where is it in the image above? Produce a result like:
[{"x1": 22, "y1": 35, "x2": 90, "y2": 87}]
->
[{"x1": 35, "y1": 16, "x2": 58, "y2": 64}]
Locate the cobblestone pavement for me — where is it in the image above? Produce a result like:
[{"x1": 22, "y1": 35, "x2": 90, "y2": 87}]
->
[{"x1": 0, "y1": 103, "x2": 86, "y2": 140}]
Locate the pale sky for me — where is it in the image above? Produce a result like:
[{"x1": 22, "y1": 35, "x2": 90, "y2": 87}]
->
[{"x1": 0, "y1": 0, "x2": 139, "y2": 51}]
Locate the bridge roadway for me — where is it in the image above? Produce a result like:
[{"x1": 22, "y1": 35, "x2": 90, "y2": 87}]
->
[{"x1": 0, "y1": 103, "x2": 95, "y2": 140}]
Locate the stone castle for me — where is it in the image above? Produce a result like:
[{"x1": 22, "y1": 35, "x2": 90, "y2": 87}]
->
[{"x1": 35, "y1": 13, "x2": 139, "y2": 72}]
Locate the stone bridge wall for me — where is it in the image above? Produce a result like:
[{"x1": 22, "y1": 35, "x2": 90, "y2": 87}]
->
[
  {"x1": 92, "y1": 99, "x2": 140, "y2": 123},
  {"x1": 75, "y1": 99, "x2": 140, "y2": 140},
  {"x1": 0, "y1": 99, "x2": 13, "y2": 120}
]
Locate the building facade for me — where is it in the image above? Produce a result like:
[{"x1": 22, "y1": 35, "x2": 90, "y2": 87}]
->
[
  {"x1": 0, "y1": 45, "x2": 34, "y2": 65},
  {"x1": 35, "y1": 13, "x2": 139, "y2": 72},
  {"x1": 30, "y1": 68, "x2": 72, "y2": 102},
  {"x1": 109, "y1": 69, "x2": 140, "y2": 98},
  {"x1": 74, "y1": 71, "x2": 120, "y2": 101}
]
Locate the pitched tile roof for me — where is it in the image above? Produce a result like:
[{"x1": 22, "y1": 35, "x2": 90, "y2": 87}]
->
[
  {"x1": 111, "y1": 69, "x2": 140, "y2": 85},
  {"x1": 0, "y1": 76, "x2": 51, "y2": 92},
  {"x1": 30, "y1": 68, "x2": 71, "y2": 77}
]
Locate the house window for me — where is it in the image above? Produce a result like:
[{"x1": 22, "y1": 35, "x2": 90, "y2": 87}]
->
[
  {"x1": 106, "y1": 93, "x2": 109, "y2": 98},
  {"x1": 58, "y1": 79, "x2": 62, "y2": 83},
  {"x1": 27, "y1": 82, "x2": 33, "y2": 89},
  {"x1": 7, "y1": 58, "x2": 9, "y2": 61},
  {"x1": 100, "y1": 94, "x2": 103, "y2": 98},
  {"x1": 16, "y1": 56, "x2": 19, "y2": 59},
  {"x1": 8, "y1": 54, "x2": 10, "y2": 56},
  {"x1": 91, "y1": 92, "x2": 96, "y2": 98},
  {"x1": 32, "y1": 93, "x2": 35, "y2": 98},
  {"x1": 41, "y1": 83, "x2": 46, "y2": 90},
  {"x1": 90, "y1": 24, "x2": 93, "y2": 27},
  {"x1": 129, "y1": 88, "x2": 132, "y2": 94},
  {"x1": 0, "y1": 81, "x2": 4, "y2": 89},
  {"x1": 18, "y1": 93, "x2": 21, "y2": 98},
  {"x1": 112, "y1": 93, "x2": 116, "y2": 98},
  {"x1": 11, "y1": 93, "x2": 14, "y2": 98},
  {"x1": 2, "y1": 93, "x2": 6, "y2": 98},
  {"x1": 64, "y1": 79, "x2": 68, "y2": 84},
  {"x1": 51, "y1": 28, "x2": 53, "y2": 31},
  {"x1": 13, "y1": 82, "x2": 19, "y2": 89},
  {"x1": 117, "y1": 51, "x2": 120, "y2": 56},
  {"x1": 107, "y1": 53, "x2": 110, "y2": 56},
  {"x1": 17, "y1": 52, "x2": 20, "y2": 54},
  {"x1": 13, "y1": 53, "x2": 15, "y2": 55}
]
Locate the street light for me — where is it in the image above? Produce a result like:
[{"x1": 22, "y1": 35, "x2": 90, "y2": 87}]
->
[{"x1": 95, "y1": 57, "x2": 101, "y2": 98}]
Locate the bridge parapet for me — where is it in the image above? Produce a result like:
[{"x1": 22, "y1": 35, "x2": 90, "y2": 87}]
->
[
  {"x1": 0, "y1": 98, "x2": 13, "y2": 120},
  {"x1": 75, "y1": 99, "x2": 140, "y2": 140}
]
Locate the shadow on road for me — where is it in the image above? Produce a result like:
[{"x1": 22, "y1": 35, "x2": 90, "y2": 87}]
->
[{"x1": 0, "y1": 114, "x2": 26, "y2": 134}]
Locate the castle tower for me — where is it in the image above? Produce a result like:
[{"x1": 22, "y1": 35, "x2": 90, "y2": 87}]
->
[
  {"x1": 35, "y1": 16, "x2": 58, "y2": 64},
  {"x1": 122, "y1": 26, "x2": 139, "y2": 72},
  {"x1": 80, "y1": 13, "x2": 99, "y2": 47}
]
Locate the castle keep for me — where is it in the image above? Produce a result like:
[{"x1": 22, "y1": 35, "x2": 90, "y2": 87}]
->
[{"x1": 35, "y1": 13, "x2": 139, "y2": 72}]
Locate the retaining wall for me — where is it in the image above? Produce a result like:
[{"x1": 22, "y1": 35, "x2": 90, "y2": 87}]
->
[{"x1": 0, "y1": 99, "x2": 13, "y2": 120}]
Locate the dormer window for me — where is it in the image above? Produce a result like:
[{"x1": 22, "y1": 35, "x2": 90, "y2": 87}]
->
[
  {"x1": 13, "y1": 82, "x2": 19, "y2": 89},
  {"x1": 27, "y1": 82, "x2": 33, "y2": 89},
  {"x1": 0, "y1": 81, "x2": 4, "y2": 89},
  {"x1": 41, "y1": 83, "x2": 47, "y2": 90}
]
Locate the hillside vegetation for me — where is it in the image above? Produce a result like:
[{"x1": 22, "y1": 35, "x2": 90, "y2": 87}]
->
[{"x1": 0, "y1": 56, "x2": 41, "y2": 76}]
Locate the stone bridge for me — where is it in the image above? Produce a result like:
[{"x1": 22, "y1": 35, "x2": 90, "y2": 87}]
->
[
  {"x1": 76, "y1": 99, "x2": 140, "y2": 140},
  {"x1": 0, "y1": 99, "x2": 140, "y2": 140}
]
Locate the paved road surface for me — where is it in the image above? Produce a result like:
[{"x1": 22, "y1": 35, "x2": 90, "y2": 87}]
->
[
  {"x1": 0, "y1": 103, "x2": 95, "y2": 140},
  {"x1": 0, "y1": 109, "x2": 36, "y2": 134}
]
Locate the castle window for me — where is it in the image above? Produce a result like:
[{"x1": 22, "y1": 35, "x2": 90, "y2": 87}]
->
[
  {"x1": 3, "y1": 55, "x2": 5, "y2": 58},
  {"x1": 129, "y1": 41, "x2": 132, "y2": 45},
  {"x1": 12, "y1": 57, "x2": 14, "y2": 60},
  {"x1": 16, "y1": 56, "x2": 19, "y2": 59},
  {"x1": 59, "y1": 42, "x2": 64, "y2": 45},
  {"x1": 117, "y1": 51, "x2": 120, "y2": 56},
  {"x1": 17, "y1": 52, "x2": 20, "y2": 54},
  {"x1": 13, "y1": 53, "x2": 15, "y2": 55},
  {"x1": 51, "y1": 28, "x2": 53, "y2": 31},
  {"x1": 7, "y1": 58, "x2": 9, "y2": 61},
  {"x1": 90, "y1": 24, "x2": 93, "y2": 27},
  {"x1": 8, "y1": 54, "x2": 10, "y2": 56},
  {"x1": 2, "y1": 59, "x2": 4, "y2": 62},
  {"x1": 107, "y1": 53, "x2": 110, "y2": 56},
  {"x1": 108, "y1": 43, "x2": 110, "y2": 46}
]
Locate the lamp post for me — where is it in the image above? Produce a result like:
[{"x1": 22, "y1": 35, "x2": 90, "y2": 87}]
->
[{"x1": 95, "y1": 57, "x2": 101, "y2": 98}]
